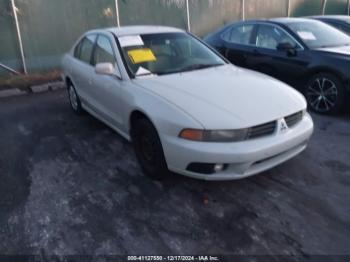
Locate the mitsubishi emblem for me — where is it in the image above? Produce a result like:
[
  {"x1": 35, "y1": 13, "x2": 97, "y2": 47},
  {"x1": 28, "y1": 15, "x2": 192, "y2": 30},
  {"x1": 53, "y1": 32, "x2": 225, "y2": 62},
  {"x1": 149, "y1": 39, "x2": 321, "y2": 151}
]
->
[{"x1": 280, "y1": 119, "x2": 289, "y2": 133}]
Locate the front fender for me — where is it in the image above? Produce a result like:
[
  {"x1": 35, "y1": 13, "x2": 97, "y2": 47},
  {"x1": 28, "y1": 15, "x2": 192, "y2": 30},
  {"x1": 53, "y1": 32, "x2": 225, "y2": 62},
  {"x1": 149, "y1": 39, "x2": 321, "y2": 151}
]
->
[{"x1": 124, "y1": 82, "x2": 204, "y2": 139}]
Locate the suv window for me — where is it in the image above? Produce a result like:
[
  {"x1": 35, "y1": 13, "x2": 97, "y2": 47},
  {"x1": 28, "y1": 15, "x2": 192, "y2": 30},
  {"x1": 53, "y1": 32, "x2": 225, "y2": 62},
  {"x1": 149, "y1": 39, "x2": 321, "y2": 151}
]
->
[
  {"x1": 93, "y1": 35, "x2": 116, "y2": 66},
  {"x1": 77, "y1": 34, "x2": 97, "y2": 64},
  {"x1": 222, "y1": 24, "x2": 254, "y2": 45},
  {"x1": 256, "y1": 24, "x2": 298, "y2": 50}
]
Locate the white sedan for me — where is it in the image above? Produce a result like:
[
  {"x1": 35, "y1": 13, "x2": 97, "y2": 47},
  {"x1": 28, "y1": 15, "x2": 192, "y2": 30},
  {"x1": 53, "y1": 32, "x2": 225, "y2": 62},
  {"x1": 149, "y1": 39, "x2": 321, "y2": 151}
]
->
[{"x1": 62, "y1": 26, "x2": 314, "y2": 181}]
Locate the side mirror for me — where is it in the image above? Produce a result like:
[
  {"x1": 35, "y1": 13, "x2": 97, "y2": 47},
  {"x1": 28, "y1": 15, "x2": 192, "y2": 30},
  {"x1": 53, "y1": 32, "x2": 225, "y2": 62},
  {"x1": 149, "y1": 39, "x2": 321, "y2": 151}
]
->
[
  {"x1": 276, "y1": 42, "x2": 297, "y2": 57},
  {"x1": 95, "y1": 63, "x2": 122, "y2": 79}
]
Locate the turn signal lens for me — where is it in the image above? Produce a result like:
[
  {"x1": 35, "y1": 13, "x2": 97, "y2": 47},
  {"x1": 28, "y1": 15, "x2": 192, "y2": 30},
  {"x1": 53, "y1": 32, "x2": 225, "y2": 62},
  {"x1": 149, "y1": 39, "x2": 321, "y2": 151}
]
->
[
  {"x1": 179, "y1": 129, "x2": 204, "y2": 141},
  {"x1": 179, "y1": 128, "x2": 249, "y2": 142}
]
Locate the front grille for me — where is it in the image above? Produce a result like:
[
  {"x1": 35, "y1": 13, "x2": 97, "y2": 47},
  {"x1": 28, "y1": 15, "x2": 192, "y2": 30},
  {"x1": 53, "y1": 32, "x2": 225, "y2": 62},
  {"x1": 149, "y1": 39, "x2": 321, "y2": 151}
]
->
[
  {"x1": 247, "y1": 121, "x2": 277, "y2": 140},
  {"x1": 285, "y1": 111, "x2": 303, "y2": 128}
]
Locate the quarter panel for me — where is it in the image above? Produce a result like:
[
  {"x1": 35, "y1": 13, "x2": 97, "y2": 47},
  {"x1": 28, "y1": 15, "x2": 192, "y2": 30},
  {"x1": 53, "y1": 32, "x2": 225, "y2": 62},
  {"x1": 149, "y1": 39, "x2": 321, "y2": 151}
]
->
[{"x1": 305, "y1": 50, "x2": 350, "y2": 83}]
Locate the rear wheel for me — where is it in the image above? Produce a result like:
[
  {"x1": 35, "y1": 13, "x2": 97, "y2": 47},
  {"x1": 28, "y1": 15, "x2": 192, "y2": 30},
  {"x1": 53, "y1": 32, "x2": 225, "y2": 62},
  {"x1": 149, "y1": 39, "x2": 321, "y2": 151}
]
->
[
  {"x1": 131, "y1": 118, "x2": 169, "y2": 180},
  {"x1": 305, "y1": 73, "x2": 345, "y2": 114},
  {"x1": 68, "y1": 83, "x2": 83, "y2": 114}
]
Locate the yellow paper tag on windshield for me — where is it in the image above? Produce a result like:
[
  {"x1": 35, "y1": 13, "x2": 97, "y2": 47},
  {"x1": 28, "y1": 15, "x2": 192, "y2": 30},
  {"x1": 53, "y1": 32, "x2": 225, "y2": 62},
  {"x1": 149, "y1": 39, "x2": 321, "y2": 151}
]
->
[{"x1": 128, "y1": 48, "x2": 156, "y2": 64}]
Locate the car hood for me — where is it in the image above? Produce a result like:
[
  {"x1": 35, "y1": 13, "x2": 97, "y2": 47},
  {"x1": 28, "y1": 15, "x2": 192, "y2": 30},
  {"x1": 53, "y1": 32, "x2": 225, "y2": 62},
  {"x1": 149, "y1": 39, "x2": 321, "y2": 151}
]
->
[
  {"x1": 134, "y1": 65, "x2": 306, "y2": 129},
  {"x1": 315, "y1": 45, "x2": 350, "y2": 56}
]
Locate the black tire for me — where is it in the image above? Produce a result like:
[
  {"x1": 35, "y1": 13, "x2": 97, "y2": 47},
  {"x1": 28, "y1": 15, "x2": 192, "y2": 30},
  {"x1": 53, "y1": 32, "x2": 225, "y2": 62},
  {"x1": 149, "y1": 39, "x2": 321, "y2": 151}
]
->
[
  {"x1": 67, "y1": 83, "x2": 83, "y2": 115},
  {"x1": 131, "y1": 118, "x2": 169, "y2": 180},
  {"x1": 305, "y1": 73, "x2": 345, "y2": 114}
]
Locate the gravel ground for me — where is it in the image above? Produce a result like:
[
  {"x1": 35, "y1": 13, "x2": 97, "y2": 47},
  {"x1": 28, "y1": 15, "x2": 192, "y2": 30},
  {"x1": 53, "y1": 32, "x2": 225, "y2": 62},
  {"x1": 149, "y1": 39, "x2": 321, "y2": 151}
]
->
[{"x1": 0, "y1": 90, "x2": 349, "y2": 260}]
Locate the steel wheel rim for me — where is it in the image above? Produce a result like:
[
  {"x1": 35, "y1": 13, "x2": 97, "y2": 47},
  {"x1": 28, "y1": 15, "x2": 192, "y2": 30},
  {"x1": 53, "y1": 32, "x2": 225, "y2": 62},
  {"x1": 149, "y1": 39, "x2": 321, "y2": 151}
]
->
[
  {"x1": 307, "y1": 77, "x2": 338, "y2": 112},
  {"x1": 69, "y1": 86, "x2": 78, "y2": 111}
]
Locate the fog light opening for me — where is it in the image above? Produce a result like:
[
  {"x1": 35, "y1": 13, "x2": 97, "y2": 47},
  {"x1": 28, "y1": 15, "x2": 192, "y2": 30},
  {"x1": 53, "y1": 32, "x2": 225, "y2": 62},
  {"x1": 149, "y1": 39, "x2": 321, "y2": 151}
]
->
[
  {"x1": 187, "y1": 163, "x2": 228, "y2": 175},
  {"x1": 214, "y1": 164, "x2": 225, "y2": 173}
]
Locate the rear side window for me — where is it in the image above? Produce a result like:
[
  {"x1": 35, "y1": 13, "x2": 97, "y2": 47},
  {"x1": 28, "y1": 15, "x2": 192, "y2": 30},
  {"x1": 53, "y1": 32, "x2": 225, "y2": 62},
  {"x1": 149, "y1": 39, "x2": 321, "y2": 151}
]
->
[
  {"x1": 222, "y1": 24, "x2": 254, "y2": 45},
  {"x1": 93, "y1": 35, "x2": 116, "y2": 66},
  {"x1": 75, "y1": 34, "x2": 97, "y2": 64},
  {"x1": 74, "y1": 42, "x2": 82, "y2": 58}
]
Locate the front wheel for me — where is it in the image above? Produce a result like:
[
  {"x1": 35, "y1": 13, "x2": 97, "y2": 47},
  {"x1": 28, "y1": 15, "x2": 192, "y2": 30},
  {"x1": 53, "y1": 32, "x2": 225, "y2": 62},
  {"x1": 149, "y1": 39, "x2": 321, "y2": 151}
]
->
[
  {"x1": 305, "y1": 73, "x2": 345, "y2": 114},
  {"x1": 131, "y1": 118, "x2": 169, "y2": 180}
]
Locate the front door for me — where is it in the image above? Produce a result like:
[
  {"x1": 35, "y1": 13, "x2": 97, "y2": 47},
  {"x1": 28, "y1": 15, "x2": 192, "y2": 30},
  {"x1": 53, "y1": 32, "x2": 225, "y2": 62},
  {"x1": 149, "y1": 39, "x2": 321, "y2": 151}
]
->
[
  {"x1": 248, "y1": 24, "x2": 310, "y2": 85},
  {"x1": 90, "y1": 34, "x2": 124, "y2": 130}
]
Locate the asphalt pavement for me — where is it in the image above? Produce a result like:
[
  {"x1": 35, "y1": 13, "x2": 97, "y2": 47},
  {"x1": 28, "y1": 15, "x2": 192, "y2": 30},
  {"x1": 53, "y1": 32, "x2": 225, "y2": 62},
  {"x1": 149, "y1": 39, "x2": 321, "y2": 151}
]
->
[{"x1": 0, "y1": 90, "x2": 349, "y2": 259}]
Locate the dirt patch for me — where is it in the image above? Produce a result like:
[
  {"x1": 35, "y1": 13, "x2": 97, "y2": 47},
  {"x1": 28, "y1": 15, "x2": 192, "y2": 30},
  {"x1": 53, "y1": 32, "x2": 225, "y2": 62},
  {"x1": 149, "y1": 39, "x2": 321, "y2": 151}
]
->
[{"x1": 0, "y1": 70, "x2": 61, "y2": 91}]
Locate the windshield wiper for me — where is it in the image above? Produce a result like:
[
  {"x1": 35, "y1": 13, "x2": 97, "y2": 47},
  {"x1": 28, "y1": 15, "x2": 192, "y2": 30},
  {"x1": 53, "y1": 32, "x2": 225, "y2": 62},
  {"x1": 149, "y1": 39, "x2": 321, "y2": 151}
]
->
[
  {"x1": 159, "y1": 63, "x2": 224, "y2": 75},
  {"x1": 180, "y1": 63, "x2": 224, "y2": 73},
  {"x1": 138, "y1": 64, "x2": 225, "y2": 77}
]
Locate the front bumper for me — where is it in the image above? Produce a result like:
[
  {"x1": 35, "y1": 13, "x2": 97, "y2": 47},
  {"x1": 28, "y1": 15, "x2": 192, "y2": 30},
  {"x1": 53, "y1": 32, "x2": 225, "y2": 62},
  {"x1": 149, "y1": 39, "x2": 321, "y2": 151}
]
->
[{"x1": 161, "y1": 113, "x2": 314, "y2": 181}]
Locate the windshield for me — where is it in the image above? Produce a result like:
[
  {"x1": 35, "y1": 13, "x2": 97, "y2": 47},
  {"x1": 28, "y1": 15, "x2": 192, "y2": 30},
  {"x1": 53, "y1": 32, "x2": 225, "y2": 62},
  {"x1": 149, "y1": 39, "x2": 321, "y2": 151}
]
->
[
  {"x1": 286, "y1": 20, "x2": 350, "y2": 49},
  {"x1": 117, "y1": 32, "x2": 226, "y2": 77}
]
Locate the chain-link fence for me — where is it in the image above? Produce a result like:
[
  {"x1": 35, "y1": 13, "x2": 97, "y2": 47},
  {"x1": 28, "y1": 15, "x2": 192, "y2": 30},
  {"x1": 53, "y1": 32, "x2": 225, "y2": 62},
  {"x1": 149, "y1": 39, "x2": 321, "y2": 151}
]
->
[{"x1": 1, "y1": 0, "x2": 349, "y2": 75}]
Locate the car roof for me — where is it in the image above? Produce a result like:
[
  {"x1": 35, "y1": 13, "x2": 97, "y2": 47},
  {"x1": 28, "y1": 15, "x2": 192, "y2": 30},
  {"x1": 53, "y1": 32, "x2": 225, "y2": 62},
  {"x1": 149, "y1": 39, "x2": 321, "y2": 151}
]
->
[
  {"x1": 104, "y1": 26, "x2": 184, "y2": 36},
  {"x1": 233, "y1": 17, "x2": 318, "y2": 25},
  {"x1": 268, "y1": 17, "x2": 317, "y2": 24},
  {"x1": 310, "y1": 15, "x2": 350, "y2": 21}
]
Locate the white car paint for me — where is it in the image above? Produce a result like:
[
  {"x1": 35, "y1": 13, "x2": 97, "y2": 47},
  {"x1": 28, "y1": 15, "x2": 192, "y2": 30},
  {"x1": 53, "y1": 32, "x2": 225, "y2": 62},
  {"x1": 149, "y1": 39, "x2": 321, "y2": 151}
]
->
[
  {"x1": 62, "y1": 26, "x2": 314, "y2": 181},
  {"x1": 134, "y1": 65, "x2": 306, "y2": 129}
]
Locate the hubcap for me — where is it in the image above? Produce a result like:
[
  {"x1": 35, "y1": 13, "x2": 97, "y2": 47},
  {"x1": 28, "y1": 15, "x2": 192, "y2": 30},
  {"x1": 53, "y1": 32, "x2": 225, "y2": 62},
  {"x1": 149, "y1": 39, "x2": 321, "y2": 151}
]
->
[
  {"x1": 307, "y1": 77, "x2": 338, "y2": 112},
  {"x1": 69, "y1": 86, "x2": 78, "y2": 111}
]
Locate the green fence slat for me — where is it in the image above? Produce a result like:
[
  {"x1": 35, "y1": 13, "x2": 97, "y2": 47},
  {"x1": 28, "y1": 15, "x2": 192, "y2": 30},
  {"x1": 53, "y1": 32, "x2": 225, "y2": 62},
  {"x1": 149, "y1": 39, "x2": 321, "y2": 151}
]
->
[
  {"x1": 0, "y1": 0, "x2": 22, "y2": 74},
  {"x1": 325, "y1": 0, "x2": 348, "y2": 15},
  {"x1": 1, "y1": 0, "x2": 349, "y2": 74},
  {"x1": 290, "y1": 0, "x2": 324, "y2": 17},
  {"x1": 119, "y1": 0, "x2": 187, "y2": 28}
]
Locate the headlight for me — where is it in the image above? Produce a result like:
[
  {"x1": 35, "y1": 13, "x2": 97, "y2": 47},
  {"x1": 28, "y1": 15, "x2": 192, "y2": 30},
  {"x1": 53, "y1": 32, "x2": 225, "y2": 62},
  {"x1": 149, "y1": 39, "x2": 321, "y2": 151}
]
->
[{"x1": 179, "y1": 128, "x2": 249, "y2": 142}]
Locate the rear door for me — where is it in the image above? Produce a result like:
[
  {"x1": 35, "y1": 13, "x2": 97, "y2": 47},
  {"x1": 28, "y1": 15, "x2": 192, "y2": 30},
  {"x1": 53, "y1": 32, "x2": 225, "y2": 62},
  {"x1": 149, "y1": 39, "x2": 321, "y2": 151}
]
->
[
  {"x1": 220, "y1": 23, "x2": 256, "y2": 68},
  {"x1": 70, "y1": 34, "x2": 97, "y2": 107},
  {"x1": 248, "y1": 24, "x2": 309, "y2": 84}
]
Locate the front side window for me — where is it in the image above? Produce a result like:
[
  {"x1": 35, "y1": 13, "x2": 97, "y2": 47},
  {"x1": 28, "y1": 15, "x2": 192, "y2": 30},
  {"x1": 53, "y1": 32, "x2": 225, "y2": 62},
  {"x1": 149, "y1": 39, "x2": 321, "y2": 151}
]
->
[
  {"x1": 117, "y1": 32, "x2": 226, "y2": 77},
  {"x1": 255, "y1": 25, "x2": 298, "y2": 50},
  {"x1": 93, "y1": 35, "x2": 116, "y2": 66},
  {"x1": 287, "y1": 20, "x2": 350, "y2": 49},
  {"x1": 78, "y1": 34, "x2": 97, "y2": 64},
  {"x1": 222, "y1": 24, "x2": 254, "y2": 45}
]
